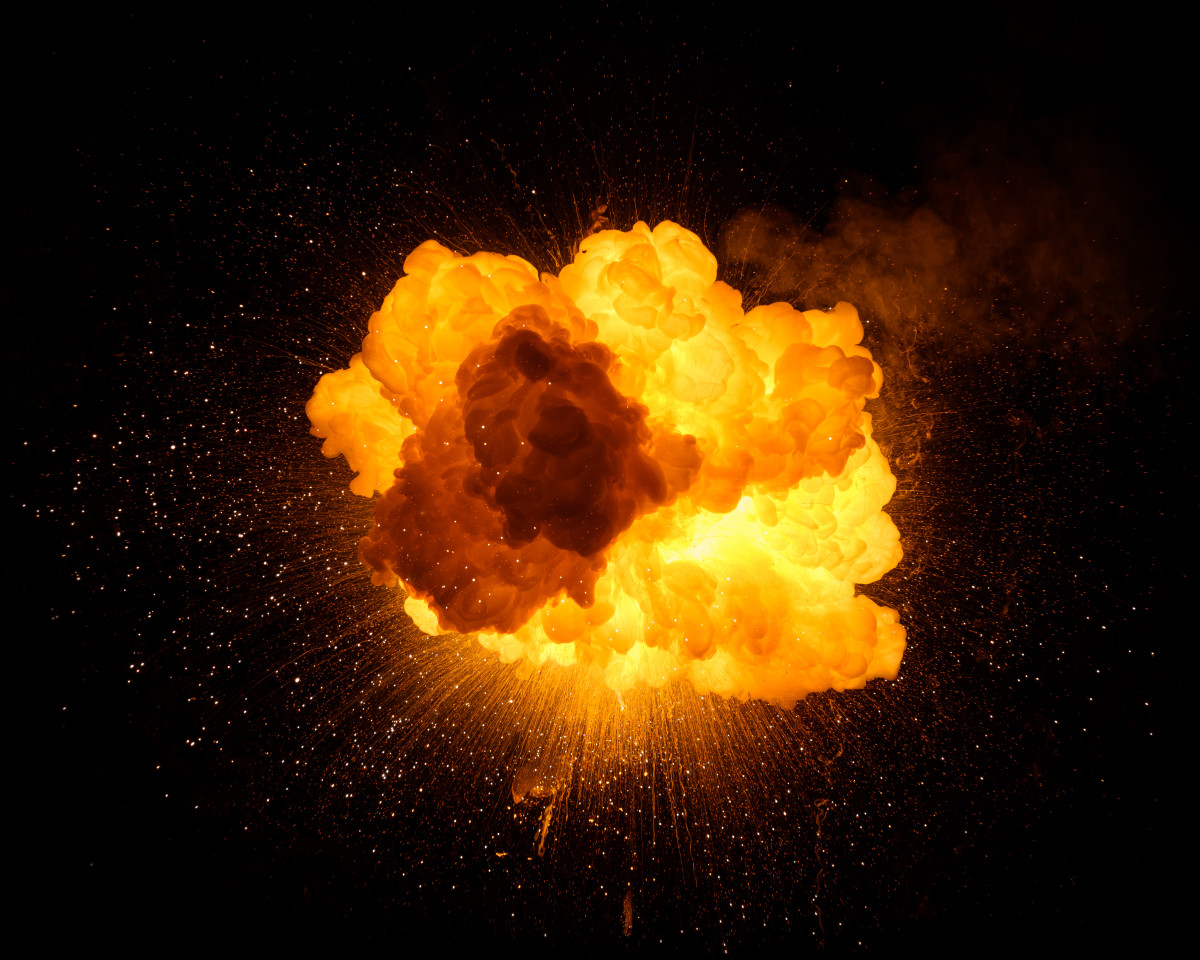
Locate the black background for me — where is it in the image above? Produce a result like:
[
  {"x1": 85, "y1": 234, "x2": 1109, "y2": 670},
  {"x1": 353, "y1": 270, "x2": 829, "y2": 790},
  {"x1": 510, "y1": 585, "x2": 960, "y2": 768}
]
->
[{"x1": 11, "y1": 4, "x2": 1192, "y2": 953}]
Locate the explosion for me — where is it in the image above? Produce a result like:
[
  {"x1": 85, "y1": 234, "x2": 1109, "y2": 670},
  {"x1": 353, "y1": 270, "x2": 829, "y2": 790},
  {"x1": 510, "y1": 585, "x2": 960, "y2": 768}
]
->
[{"x1": 308, "y1": 221, "x2": 904, "y2": 704}]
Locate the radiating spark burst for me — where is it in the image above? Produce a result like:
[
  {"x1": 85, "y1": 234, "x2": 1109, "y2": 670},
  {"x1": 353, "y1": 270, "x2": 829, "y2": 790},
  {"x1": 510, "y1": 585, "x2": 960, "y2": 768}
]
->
[{"x1": 308, "y1": 221, "x2": 904, "y2": 705}]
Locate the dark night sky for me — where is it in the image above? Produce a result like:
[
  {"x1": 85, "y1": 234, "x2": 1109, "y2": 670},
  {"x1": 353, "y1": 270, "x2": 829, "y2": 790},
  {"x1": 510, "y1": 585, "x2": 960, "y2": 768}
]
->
[{"x1": 11, "y1": 5, "x2": 1193, "y2": 953}]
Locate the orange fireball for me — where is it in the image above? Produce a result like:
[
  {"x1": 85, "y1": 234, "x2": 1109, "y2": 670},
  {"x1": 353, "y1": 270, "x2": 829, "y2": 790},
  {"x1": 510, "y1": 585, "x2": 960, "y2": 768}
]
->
[{"x1": 307, "y1": 221, "x2": 904, "y2": 705}]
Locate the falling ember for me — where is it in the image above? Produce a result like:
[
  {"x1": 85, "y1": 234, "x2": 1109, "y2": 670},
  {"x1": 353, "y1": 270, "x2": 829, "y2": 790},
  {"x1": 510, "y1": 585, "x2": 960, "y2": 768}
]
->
[{"x1": 307, "y1": 221, "x2": 905, "y2": 704}]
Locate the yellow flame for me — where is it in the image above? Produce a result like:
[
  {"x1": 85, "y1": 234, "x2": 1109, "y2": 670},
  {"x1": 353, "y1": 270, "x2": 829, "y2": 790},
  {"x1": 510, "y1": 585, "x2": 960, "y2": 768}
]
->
[{"x1": 307, "y1": 221, "x2": 904, "y2": 705}]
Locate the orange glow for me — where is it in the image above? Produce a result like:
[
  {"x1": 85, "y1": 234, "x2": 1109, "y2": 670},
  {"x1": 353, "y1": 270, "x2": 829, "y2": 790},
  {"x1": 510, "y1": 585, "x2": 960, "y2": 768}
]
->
[{"x1": 307, "y1": 221, "x2": 904, "y2": 705}]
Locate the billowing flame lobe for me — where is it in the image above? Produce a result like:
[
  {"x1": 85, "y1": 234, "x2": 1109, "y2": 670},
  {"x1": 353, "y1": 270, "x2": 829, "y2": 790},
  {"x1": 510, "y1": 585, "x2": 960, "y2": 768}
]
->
[{"x1": 308, "y1": 221, "x2": 905, "y2": 704}]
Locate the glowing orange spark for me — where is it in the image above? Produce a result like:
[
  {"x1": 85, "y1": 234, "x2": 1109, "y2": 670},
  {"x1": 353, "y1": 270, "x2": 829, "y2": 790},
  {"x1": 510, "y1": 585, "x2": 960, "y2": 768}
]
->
[{"x1": 308, "y1": 221, "x2": 904, "y2": 705}]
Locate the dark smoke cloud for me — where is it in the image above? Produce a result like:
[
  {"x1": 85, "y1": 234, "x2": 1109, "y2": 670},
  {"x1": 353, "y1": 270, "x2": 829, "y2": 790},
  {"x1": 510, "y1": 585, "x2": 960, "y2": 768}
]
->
[{"x1": 359, "y1": 305, "x2": 698, "y2": 635}]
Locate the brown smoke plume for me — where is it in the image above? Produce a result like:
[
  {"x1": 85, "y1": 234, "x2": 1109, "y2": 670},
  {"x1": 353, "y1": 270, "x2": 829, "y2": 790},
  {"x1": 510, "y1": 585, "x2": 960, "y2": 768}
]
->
[
  {"x1": 359, "y1": 306, "x2": 699, "y2": 634},
  {"x1": 720, "y1": 126, "x2": 1170, "y2": 388}
]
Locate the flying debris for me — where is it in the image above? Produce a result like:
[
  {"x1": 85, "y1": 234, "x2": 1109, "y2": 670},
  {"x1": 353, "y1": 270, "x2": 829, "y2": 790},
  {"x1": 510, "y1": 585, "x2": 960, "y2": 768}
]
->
[{"x1": 308, "y1": 221, "x2": 904, "y2": 705}]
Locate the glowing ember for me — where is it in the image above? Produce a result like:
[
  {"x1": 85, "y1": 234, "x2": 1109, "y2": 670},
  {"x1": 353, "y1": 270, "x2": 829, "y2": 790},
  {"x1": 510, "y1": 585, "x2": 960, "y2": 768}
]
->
[{"x1": 307, "y1": 221, "x2": 905, "y2": 704}]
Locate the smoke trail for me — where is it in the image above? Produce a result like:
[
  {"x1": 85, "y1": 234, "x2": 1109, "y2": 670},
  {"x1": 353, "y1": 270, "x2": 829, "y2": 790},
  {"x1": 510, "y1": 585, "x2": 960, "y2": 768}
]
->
[{"x1": 720, "y1": 127, "x2": 1171, "y2": 386}]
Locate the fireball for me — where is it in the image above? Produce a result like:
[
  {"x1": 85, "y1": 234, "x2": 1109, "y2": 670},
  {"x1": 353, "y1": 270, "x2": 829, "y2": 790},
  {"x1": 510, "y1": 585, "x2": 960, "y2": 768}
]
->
[{"x1": 307, "y1": 221, "x2": 904, "y2": 705}]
